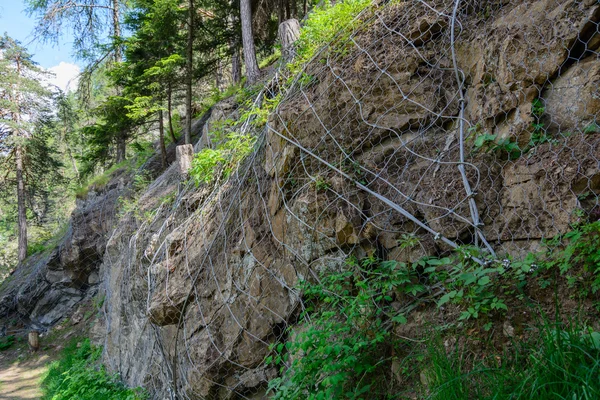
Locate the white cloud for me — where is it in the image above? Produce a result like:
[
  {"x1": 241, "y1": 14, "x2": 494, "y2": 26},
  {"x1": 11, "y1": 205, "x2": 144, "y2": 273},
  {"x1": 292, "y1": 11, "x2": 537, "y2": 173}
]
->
[{"x1": 48, "y1": 62, "x2": 81, "y2": 93}]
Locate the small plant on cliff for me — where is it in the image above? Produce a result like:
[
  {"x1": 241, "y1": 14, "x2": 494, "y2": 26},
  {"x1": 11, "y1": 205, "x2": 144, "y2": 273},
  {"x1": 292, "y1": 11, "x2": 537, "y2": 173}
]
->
[
  {"x1": 314, "y1": 175, "x2": 331, "y2": 191},
  {"x1": 190, "y1": 132, "x2": 256, "y2": 185},
  {"x1": 267, "y1": 255, "x2": 423, "y2": 399},
  {"x1": 473, "y1": 132, "x2": 522, "y2": 160}
]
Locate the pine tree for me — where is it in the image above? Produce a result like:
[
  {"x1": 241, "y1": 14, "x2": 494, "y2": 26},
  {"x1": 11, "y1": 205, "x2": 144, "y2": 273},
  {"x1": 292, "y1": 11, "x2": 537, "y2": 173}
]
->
[{"x1": 0, "y1": 35, "x2": 55, "y2": 261}]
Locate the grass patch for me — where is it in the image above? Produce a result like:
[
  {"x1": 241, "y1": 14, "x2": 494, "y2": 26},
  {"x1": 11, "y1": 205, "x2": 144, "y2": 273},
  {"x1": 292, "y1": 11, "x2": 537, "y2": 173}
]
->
[
  {"x1": 259, "y1": 48, "x2": 281, "y2": 69},
  {"x1": 75, "y1": 161, "x2": 129, "y2": 199},
  {"x1": 424, "y1": 316, "x2": 600, "y2": 399},
  {"x1": 41, "y1": 338, "x2": 146, "y2": 400},
  {"x1": 26, "y1": 223, "x2": 70, "y2": 257}
]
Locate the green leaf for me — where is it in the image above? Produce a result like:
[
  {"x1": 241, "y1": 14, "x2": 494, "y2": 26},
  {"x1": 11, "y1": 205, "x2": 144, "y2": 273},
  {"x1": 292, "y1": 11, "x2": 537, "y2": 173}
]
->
[
  {"x1": 438, "y1": 290, "x2": 457, "y2": 306},
  {"x1": 391, "y1": 314, "x2": 407, "y2": 324},
  {"x1": 478, "y1": 276, "x2": 491, "y2": 286}
]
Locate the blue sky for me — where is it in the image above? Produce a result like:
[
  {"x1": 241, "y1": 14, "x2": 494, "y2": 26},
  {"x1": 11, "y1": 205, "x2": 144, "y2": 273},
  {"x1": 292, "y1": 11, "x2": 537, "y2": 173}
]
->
[
  {"x1": 0, "y1": 1, "x2": 81, "y2": 91},
  {"x1": 0, "y1": 1, "x2": 78, "y2": 68}
]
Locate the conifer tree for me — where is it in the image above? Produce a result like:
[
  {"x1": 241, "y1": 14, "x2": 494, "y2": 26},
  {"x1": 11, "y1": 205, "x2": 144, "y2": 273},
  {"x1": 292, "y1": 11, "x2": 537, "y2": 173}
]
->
[{"x1": 0, "y1": 35, "x2": 55, "y2": 261}]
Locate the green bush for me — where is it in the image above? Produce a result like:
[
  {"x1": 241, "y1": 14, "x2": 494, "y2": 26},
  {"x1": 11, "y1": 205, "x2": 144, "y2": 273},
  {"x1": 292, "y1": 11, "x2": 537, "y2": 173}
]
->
[
  {"x1": 542, "y1": 220, "x2": 600, "y2": 299},
  {"x1": 268, "y1": 255, "x2": 423, "y2": 399},
  {"x1": 190, "y1": 132, "x2": 256, "y2": 185},
  {"x1": 41, "y1": 338, "x2": 146, "y2": 400}
]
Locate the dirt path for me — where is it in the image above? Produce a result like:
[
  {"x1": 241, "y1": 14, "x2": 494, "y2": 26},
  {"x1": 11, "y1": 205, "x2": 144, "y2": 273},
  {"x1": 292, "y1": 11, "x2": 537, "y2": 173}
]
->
[
  {"x1": 0, "y1": 354, "x2": 51, "y2": 400},
  {"x1": 0, "y1": 350, "x2": 53, "y2": 400}
]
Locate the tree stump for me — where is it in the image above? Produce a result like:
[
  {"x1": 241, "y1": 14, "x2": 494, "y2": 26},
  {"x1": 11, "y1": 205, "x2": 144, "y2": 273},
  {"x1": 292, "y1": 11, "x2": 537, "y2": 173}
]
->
[
  {"x1": 176, "y1": 144, "x2": 195, "y2": 178},
  {"x1": 279, "y1": 19, "x2": 301, "y2": 62},
  {"x1": 28, "y1": 331, "x2": 39, "y2": 352}
]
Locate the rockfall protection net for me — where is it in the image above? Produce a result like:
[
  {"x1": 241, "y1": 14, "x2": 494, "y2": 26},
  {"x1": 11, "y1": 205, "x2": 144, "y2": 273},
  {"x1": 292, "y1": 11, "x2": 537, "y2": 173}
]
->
[{"x1": 101, "y1": 0, "x2": 600, "y2": 398}]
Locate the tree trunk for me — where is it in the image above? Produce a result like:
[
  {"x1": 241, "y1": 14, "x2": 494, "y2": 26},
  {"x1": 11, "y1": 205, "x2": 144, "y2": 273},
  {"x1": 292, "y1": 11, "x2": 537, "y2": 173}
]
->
[
  {"x1": 216, "y1": 58, "x2": 224, "y2": 91},
  {"x1": 285, "y1": 0, "x2": 291, "y2": 20},
  {"x1": 232, "y1": 47, "x2": 242, "y2": 84},
  {"x1": 291, "y1": 0, "x2": 297, "y2": 18},
  {"x1": 240, "y1": 0, "x2": 261, "y2": 84},
  {"x1": 185, "y1": 0, "x2": 194, "y2": 144},
  {"x1": 278, "y1": 0, "x2": 285, "y2": 25},
  {"x1": 167, "y1": 84, "x2": 177, "y2": 143},
  {"x1": 229, "y1": 9, "x2": 242, "y2": 85},
  {"x1": 159, "y1": 110, "x2": 167, "y2": 168},
  {"x1": 112, "y1": 0, "x2": 122, "y2": 62},
  {"x1": 63, "y1": 127, "x2": 81, "y2": 183},
  {"x1": 16, "y1": 145, "x2": 27, "y2": 262},
  {"x1": 116, "y1": 133, "x2": 126, "y2": 163},
  {"x1": 67, "y1": 146, "x2": 81, "y2": 183}
]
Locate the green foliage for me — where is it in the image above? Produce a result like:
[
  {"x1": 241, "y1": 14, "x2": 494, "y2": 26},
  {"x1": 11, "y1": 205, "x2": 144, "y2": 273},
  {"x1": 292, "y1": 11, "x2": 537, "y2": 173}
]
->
[
  {"x1": 197, "y1": 83, "x2": 244, "y2": 117},
  {"x1": 508, "y1": 319, "x2": 600, "y2": 399},
  {"x1": 268, "y1": 255, "x2": 423, "y2": 399},
  {"x1": 190, "y1": 87, "x2": 273, "y2": 185},
  {"x1": 543, "y1": 221, "x2": 600, "y2": 298},
  {"x1": 526, "y1": 98, "x2": 552, "y2": 150},
  {"x1": 584, "y1": 122, "x2": 600, "y2": 134},
  {"x1": 473, "y1": 132, "x2": 522, "y2": 160},
  {"x1": 0, "y1": 335, "x2": 15, "y2": 351},
  {"x1": 75, "y1": 161, "x2": 129, "y2": 199},
  {"x1": 41, "y1": 338, "x2": 146, "y2": 400},
  {"x1": 288, "y1": 0, "x2": 372, "y2": 77},
  {"x1": 425, "y1": 317, "x2": 600, "y2": 400},
  {"x1": 314, "y1": 175, "x2": 331, "y2": 191},
  {"x1": 424, "y1": 333, "x2": 511, "y2": 399},
  {"x1": 531, "y1": 98, "x2": 545, "y2": 118},
  {"x1": 240, "y1": 93, "x2": 283, "y2": 127},
  {"x1": 117, "y1": 171, "x2": 151, "y2": 219},
  {"x1": 190, "y1": 132, "x2": 255, "y2": 185},
  {"x1": 472, "y1": 98, "x2": 553, "y2": 160},
  {"x1": 258, "y1": 49, "x2": 282, "y2": 69},
  {"x1": 26, "y1": 223, "x2": 69, "y2": 257},
  {"x1": 190, "y1": 149, "x2": 227, "y2": 184},
  {"x1": 427, "y1": 248, "x2": 507, "y2": 321}
]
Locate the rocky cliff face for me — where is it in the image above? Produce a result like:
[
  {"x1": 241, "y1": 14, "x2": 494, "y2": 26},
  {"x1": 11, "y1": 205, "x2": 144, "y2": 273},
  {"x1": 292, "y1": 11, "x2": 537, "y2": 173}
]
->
[{"x1": 1, "y1": 0, "x2": 599, "y2": 398}]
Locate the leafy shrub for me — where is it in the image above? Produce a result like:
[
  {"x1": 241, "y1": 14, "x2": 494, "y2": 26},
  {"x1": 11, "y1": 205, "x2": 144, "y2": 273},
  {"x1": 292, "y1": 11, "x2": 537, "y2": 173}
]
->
[
  {"x1": 473, "y1": 132, "x2": 522, "y2": 160},
  {"x1": 542, "y1": 220, "x2": 600, "y2": 297},
  {"x1": 190, "y1": 132, "x2": 255, "y2": 185},
  {"x1": 268, "y1": 256, "x2": 423, "y2": 399},
  {"x1": 41, "y1": 338, "x2": 146, "y2": 400},
  {"x1": 427, "y1": 247, "x2": 507, "y2": 321}
]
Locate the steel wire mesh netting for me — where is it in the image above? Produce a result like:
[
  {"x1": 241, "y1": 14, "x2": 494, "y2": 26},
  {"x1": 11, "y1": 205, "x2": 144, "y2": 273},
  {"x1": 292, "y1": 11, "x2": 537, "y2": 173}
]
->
[{"x1": 103, "y1": 0, "x2": 600, "y2": 398}]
